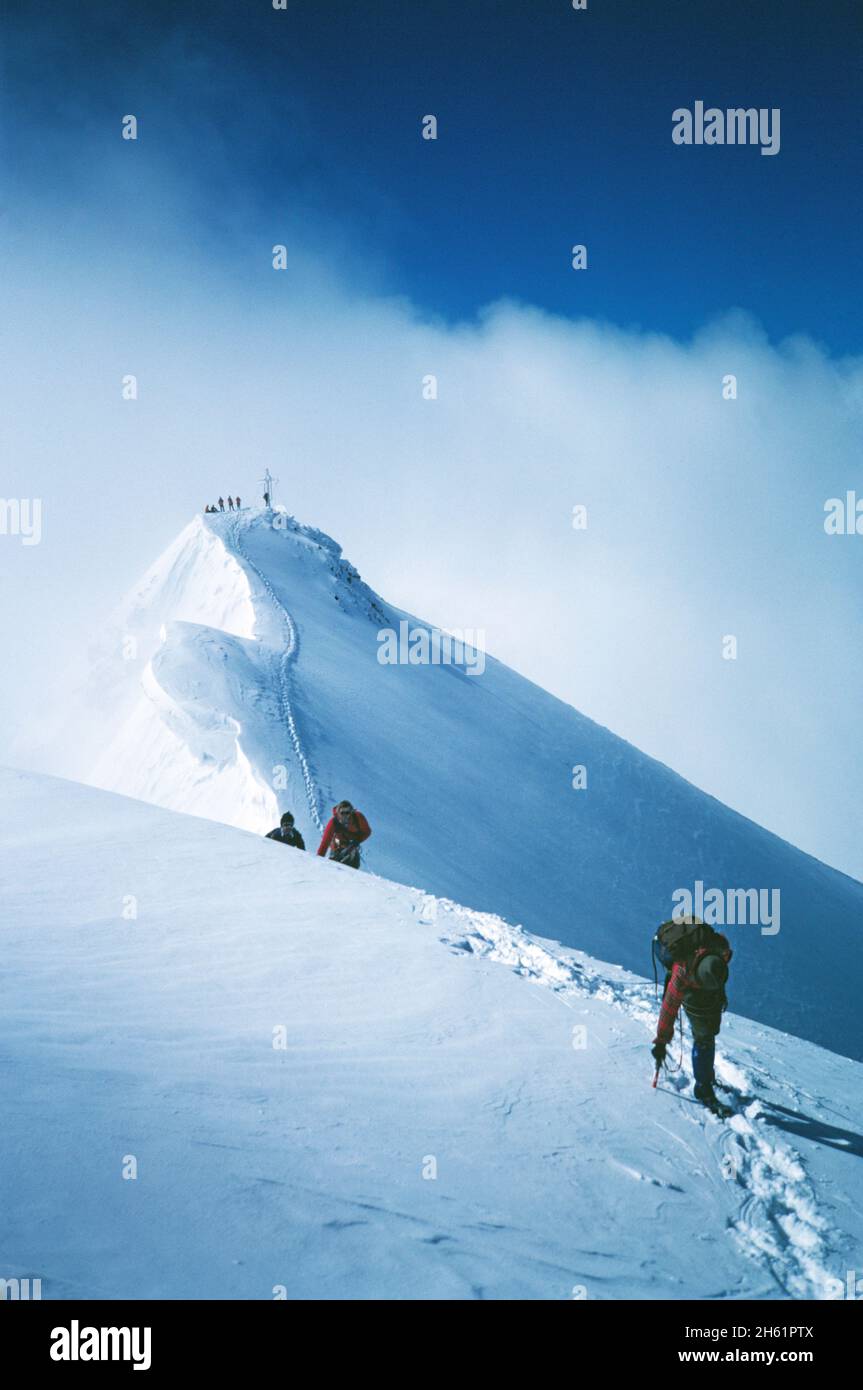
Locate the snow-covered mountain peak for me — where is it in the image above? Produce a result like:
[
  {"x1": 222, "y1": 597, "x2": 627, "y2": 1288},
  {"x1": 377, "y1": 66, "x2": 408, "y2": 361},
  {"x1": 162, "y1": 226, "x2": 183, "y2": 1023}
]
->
[{"x1": 45, "y1": 507, "x2": 863, "y2": 1061}]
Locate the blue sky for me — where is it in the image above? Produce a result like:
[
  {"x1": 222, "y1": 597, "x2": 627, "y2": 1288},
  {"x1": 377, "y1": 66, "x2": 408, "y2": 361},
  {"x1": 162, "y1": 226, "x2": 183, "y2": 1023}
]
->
[
  {"x1": 1, "y1": 1, "x2": 862, "y2": 881},
  {"x1": 4, "y1": 0, "x2": 862, "y2": 349}
]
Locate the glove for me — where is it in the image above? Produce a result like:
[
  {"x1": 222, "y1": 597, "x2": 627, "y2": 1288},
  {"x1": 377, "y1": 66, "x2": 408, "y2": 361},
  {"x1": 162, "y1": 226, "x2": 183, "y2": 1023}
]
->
[{"x1": 651, "y1": 1041, "x2": 667, "y2": 1064}]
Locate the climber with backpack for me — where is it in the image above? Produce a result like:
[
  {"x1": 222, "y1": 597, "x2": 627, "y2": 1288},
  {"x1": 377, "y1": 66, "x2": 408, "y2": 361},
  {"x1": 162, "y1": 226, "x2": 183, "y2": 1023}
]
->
[
  {"x1": 650, "y1": 915, "x2": 733, "y2": 1115},
  {"x1": 317, "y1": 800, "x2": 371, "y2": 869}
]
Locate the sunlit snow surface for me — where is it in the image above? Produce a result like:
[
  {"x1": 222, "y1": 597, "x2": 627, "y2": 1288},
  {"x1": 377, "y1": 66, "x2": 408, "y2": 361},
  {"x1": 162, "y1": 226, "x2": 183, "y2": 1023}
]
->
[{"x1": 1, "y1": 767, "x2": 861, "y2": 1300}]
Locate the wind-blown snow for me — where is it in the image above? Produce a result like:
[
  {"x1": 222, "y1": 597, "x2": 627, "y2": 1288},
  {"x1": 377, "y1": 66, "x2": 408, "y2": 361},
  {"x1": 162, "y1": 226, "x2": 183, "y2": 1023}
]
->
[
  {"x1": 44, "y1": 507, "x2": 863, "y2": 1061},
  {"x1": 1, "y1": 767, "x2": 861, "y2": 1301}
]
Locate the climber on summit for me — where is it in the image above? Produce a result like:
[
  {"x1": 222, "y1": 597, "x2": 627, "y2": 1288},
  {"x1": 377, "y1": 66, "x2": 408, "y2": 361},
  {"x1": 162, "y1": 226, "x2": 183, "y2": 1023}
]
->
[
  {"x1": 218, "y1": 497, "x2": 225, "y2": 511},
  {"x1": 317, "y1": 800, "x2": 371, "y2": 869}
]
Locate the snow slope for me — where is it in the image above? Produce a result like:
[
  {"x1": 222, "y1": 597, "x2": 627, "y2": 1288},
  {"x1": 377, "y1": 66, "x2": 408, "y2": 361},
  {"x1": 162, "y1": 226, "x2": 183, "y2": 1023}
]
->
[
  {"x1": 47, "y1": 508, "x2": 863, "y2": 1061},
  {"x1": 2, "y1": 766, "x2": 861, "y2": 1301}
]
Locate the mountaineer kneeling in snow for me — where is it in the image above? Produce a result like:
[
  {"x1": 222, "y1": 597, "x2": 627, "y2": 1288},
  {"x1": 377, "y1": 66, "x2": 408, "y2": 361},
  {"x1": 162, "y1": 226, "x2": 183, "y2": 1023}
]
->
[
  {"x1": 317, "y1": 800, "x2": 371, "y2": 869},
  {"x1": 651, "y1": 916, "x2": 733, "y2": 1115}
]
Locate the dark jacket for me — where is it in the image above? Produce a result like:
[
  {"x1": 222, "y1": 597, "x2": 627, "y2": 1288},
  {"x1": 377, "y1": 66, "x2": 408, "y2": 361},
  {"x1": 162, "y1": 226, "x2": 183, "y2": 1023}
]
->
[{"x1": 266, "y1": 825, "x2": 305, "y2": 850}]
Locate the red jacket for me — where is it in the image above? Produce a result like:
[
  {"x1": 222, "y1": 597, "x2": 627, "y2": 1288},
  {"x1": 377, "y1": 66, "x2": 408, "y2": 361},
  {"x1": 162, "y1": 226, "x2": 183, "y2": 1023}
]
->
[
  {"x1": 654, "y1": 936, "x2": 732, "y2": 1046},
  {"x1": 317, "y1": 807, "x2": 372, "y2": 858}
]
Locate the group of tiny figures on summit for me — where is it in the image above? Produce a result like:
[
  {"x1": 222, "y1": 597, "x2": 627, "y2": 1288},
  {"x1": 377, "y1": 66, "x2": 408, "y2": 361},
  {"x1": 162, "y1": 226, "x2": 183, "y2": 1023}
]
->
[
  {"x1": 204, "y1": 496, "x2": 242, "y2": 514},
  {"x1": 204, "y1": 481, "x2": 277, "y2": 515},
  {"x1": 266, "y1": 800, "x2": 371, "y2": 872}
]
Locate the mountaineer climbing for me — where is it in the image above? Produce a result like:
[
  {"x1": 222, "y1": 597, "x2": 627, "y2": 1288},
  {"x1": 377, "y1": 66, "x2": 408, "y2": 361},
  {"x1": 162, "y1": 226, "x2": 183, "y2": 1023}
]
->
[
  {"x1": 317, "y1": 800, "x2": 371, "y2": 869},
  {"x1": 265, "y1": 811, "x2": 305, "y2": 850},
  {"x1": 651, "y1": 916, "x2": 733, "y2": 1115}
]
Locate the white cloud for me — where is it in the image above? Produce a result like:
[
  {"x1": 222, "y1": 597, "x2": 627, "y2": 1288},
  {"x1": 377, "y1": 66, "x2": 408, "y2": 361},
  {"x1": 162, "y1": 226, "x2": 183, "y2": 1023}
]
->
[{"x1": 2, "y1": 249, "x2": 861, "y2": 881}]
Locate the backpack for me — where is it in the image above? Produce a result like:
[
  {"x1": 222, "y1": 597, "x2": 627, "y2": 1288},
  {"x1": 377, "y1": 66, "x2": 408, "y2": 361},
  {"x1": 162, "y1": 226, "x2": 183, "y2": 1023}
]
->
[{"x1": 652, "y1": 917, "x2": 728, "y2": 995}]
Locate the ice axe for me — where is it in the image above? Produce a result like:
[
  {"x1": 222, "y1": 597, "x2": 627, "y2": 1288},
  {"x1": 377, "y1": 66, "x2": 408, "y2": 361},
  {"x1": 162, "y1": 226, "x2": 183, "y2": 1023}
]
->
[{"x1": 652, "y1": 1048, "x2": 665, "y2": 1087}]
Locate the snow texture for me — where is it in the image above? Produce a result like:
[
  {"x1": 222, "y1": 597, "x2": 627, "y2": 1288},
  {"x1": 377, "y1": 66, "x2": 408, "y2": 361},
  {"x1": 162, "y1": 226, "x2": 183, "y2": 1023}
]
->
[{"x1": 1, "y1": 766, "x2": 861, "y2": 1301}]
